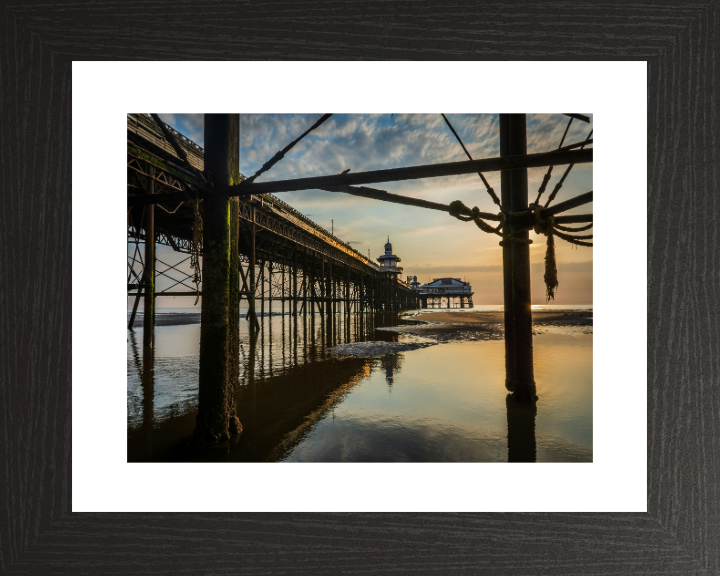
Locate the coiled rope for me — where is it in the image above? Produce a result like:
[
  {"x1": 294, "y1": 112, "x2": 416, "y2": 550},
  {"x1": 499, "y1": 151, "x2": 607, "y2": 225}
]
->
[
  {"x1": 445, "y1": 114, "x2": 594, "y2": 302},
  {"x1": 448, "y1": 200, "x2": 593, "y2": 301}
]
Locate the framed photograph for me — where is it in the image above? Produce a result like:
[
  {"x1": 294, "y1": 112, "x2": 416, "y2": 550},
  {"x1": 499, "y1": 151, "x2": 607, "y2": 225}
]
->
[
  {"x1": 124, "y1": 110, "x2": 595, "y2": 467},
  {"x1": 4, "y1": 3, "x2": 716, "y2": 573}
]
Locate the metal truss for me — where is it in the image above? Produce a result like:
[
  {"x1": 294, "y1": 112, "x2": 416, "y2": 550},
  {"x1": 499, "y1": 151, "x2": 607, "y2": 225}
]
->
[{"x1": 127, "y1": 120, "x2": 420, "y2": 315}]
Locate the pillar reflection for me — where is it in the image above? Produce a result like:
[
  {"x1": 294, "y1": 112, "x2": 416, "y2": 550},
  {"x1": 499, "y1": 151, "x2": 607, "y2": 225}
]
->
[
  {"x1": 140, "y1": 339, "x2": 155, "y2": 461},
  {"x1": 506, "y1": 394, "x2": 537, "y2": 463}
]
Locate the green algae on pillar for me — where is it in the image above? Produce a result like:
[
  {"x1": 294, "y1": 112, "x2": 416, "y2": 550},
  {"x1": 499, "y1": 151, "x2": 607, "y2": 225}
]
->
[{"x1": 194, "y1": 114, "x2": 242, "y2": 446}]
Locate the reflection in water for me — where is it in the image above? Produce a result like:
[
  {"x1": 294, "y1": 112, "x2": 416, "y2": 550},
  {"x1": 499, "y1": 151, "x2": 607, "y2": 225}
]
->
[
  {"x1": 506, "y1": 394, "x2": 537, "y2": 462},
  {"x1": 382, "y1": 353, "x2": 404, "y2": 388},
  {"x1": 127, "y1": 330, "x2": 155, "y2": 462},
  {"x1": 127, "y1": 309, "x2": 592, "y2": 463}
]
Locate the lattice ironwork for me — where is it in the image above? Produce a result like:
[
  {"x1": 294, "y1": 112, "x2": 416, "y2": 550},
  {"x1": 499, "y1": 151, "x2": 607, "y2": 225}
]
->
[{"x1": 127, "y1": 114, "x2": 420, "y2": 315}]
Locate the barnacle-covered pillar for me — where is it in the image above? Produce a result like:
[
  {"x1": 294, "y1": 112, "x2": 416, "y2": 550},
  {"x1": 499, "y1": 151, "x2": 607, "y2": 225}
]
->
[
  {"x1": 194, "y1": 114, "x2": 242, "y2": 445},
  {"x1": 500, "y1": 114, "x2": 537, "y2": 402}
]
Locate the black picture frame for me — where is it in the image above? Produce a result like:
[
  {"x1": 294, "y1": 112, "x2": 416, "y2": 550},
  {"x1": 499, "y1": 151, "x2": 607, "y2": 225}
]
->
[{"x1": 2, "y1": 2, "x2": 716, "y2": 573}]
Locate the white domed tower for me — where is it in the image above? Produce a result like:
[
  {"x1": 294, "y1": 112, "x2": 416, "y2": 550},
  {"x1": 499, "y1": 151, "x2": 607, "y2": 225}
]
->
[{"x1": 377, "y1": 237, "x2": 403, "y2": 276}]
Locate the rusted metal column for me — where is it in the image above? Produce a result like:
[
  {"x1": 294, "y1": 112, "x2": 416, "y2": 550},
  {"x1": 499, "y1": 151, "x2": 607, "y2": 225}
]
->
[
  {"x1": 332, "y1": 267, "x2": 337, "y2": 317},
  {"x1": 359, "y1": 274, "x2": 364, "y2": 313},
  {"x1": 346, "y1": 268, "x2": 350, "y2": 315},
  {"x1": 194, "y1": 113, "x2": 242, "y2": 445},
  {"x1": 292, "y1": 254, "x2": 298, "y2": 316},
  {"x1": 260, "y1": 259, "x2": 265, "y2": 318},
  {"x1": 268, "y1": 260, "x2": 273, "y2": 316},
  {"x1": 142, "y1": 165, "x2": 155, "y2": 349},
  {"x1": 319, "y1": 254, "x2": 327, "y2": 316},
  {"x1": 227, "y1": 170, "x2": 241, "y2": 434},
  {"x1": 326, "y1": 259, "x2": 333, "y2": 346},
  {"x1": 248, "y1": 211, "x2": 260, "y2": 331},
  {"x1": 500, "y1": 114, "x2": 537, "y2": 402},
  {"x1": 302, "y1": 260, "x2": 308, "y2": 316}
]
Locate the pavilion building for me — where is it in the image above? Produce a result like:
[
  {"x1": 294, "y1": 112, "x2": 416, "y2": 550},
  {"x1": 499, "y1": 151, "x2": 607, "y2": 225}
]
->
[{"x1": 411, "y1": 277, "x2": 474, "y2": 309}]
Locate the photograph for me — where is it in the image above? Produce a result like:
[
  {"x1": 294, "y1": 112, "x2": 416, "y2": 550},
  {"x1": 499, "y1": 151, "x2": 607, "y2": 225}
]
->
[{"x1": 126, "y1": 112, "x2": 593, "y2": 463}]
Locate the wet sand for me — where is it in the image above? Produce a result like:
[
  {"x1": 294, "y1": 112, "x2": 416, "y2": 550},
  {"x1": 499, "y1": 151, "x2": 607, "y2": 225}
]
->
[
  {"x1": 412, "y1": 310, "x2": 592, "y2": 326},
  {"x1": 129, "y1": 313, "x2": 201, "y2": 326},
  {"x1": 373, "y1": 309, "x2": 593, "y2": 343},
  {"x1": 328, "y1": 340, "x2": 437, "y2": 357}
]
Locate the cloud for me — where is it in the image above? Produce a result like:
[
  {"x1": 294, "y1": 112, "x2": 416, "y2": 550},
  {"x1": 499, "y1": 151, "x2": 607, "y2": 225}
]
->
[
  {"x1": 159, "y1": 113, "x2": 204, "y2": 146},
  {"x1": 156, "y1": 113, "x2": 593, "y2": 306}
]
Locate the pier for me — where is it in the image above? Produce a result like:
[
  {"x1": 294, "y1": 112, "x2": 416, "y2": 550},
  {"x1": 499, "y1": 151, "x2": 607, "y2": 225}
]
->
[
  {"x1": 127, "y1": 113, "x2": 420, "y2": 332},
  {"x1": 127, "y1": 112, "x2": 593, "y2": 446}
]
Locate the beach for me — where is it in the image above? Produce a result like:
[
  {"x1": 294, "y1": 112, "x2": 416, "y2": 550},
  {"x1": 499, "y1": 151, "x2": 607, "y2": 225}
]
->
[
  {"x1": 128, "y1": 307, "x2": 593, "y2": 462},
  {"x1": 365, "y1": 309, "x2": 594, "y2": 343},
  {"x1": 411, "y1": 310, "x2": 592, "y2": 326}
]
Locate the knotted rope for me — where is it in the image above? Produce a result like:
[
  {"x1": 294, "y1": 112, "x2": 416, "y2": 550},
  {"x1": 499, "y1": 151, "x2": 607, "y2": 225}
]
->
[
  {"x1": 448, "y1": 200, "x2": 529, "y2": 244},
  {"x1": 449, "y1": 200, "x2": 593, "y2": 302},
  {"x1": 531, "y1": 206, "x2": 559, "y2": 302}
]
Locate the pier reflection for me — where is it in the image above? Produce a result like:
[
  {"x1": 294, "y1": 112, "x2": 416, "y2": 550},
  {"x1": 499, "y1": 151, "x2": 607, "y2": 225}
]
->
[
  {"x1": 382, "y1": 353, "x2": 403, "y2": 387},
  {"x1": 127, "y1": 310, "x2": 403, "y2": 462},
  {"x1": 127, "y1": 330, "x2": 155, "y2": 462},
  {"x1": 126, "y1": 310, "x2": 585, "y2": 463}
]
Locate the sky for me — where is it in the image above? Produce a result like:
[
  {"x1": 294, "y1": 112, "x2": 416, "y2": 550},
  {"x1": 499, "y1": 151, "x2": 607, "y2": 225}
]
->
[{"x1": 136, "y1": 113, "x2": 592, "y2": 307}]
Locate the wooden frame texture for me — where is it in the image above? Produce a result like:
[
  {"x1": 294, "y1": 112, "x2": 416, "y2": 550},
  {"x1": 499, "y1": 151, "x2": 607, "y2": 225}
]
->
[{"x1": 1, "y1": 1, "x2": 717, "y2": 573}]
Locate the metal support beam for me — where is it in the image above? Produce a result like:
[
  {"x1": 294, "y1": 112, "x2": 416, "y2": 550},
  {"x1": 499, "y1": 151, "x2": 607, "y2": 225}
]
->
[
  {"x1": 500, "y1": 114, "x2": 537, "y2": 402},
  {"x1": 128, "y1": 278, "x2": 144, "y2": 329},
  {"x1": 194, "y1": 113, "x2": 242, "y2": 445},
  {"x1": 247, "y1": 211, "x2": 260, "y2": 331},
  {"x1": 128, "y1": 148, "x2": 593, "y2": 206},
  {"x1": 233, "y1": 148, "x2": 592, "y2": 196},
  {"x1": 142, "y1": 166, "x2": 155, "y2": 349},
  {"x1": 260, "y1": 260, "x2": 265, "y2": 318},
  {"x1": 268, "y1": 260, "x2": 273, "y2": 316},
  {"x1": 292, "y1": 254, "x2": 298, "y2": 316}
]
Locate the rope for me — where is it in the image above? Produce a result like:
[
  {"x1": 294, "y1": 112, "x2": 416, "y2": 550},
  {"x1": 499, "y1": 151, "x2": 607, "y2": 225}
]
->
[
  {"x1": 531, "y1": 208, "x2": 559, "y2": 302},
  {"x1": 449, "y1": 198, "x2": 593, "y2": 302},
  {"x1": 531, "y1": 204, "x2": 593, "y2": 299},
  {"x1": 448, "y1": 200, "x2": 529, "y2": 244},
  {"x1": 551, "y1": 228, "x2": 593, "y2": 246},
  {"x1": 553, "y1": 221, "x2": 593, "y2": 232},
  {"x1": 441, "y1": 114, "x2": 505, "y2": 212},
  {"x1": 189, "y1": 194, "x2": 203, "y2": 305}
]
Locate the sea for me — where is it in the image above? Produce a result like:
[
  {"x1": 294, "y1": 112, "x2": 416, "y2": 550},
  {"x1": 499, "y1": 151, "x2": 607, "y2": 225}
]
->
[{"x1": 127, "y1": 304, "x2": 592, "y2": 463}]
